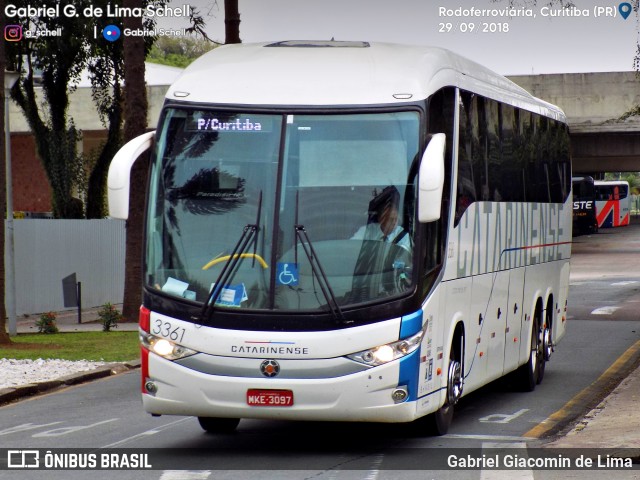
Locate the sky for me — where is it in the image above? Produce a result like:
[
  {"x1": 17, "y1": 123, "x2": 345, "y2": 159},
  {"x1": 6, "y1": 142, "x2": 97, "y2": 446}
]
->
[{"x1": 156, "y1": 0, "x2": 640, "y2": 75}]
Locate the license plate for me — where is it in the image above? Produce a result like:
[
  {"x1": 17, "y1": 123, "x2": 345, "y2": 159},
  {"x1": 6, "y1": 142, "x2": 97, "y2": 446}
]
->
[{"x1": 247, "y1": 389, "x2": 294, "y2": 407}]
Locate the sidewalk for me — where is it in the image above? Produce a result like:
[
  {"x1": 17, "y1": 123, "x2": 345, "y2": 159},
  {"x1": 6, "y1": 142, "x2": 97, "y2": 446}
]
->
[
  {"x1": 15, "y1": 304, "x2": 138, "y2": 333},
  {"x1": 541, "y1": 359, "x2": 640, "y2": 452}
]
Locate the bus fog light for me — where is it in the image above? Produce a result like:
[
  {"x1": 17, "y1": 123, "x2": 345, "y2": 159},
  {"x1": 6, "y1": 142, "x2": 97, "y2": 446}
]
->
[
  {"x1": 145, "y1": 381, "x2": 158, "y2": 394},
  {"x1": 391, "y1": 387, "x2": 408, "y2": 403}
]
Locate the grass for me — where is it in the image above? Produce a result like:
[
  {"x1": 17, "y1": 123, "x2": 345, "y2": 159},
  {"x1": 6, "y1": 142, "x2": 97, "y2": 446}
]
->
[{"x1": 0, "y1": 331, "x2": 140, "y2": 362}]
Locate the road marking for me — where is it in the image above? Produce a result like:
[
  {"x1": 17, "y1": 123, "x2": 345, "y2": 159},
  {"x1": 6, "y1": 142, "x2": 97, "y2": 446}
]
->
[
  {"x1": 611, "y1": 281, "x2": 638, "y2": 286},
  {"x1": 363, "y1": 453, "x2": 384, "y2": 480},
  {"x1": 525, "y1": 338, "x2": 640, "y2": 438},
  {"x1": 0, "y1": 422, "x2": 63, "y2": 436},
  {"x1": 102, "y1": 429, "x2": 159, "y2": 448},
  {"x1": 102, "y1": 417, "x2": 191, "y2": 448},
  {"x1": 32, "y1": 419, "x2": 118, "y2": 437},
  {"x1": 590, "y1": 306, "x2": 620, "y2": 315},
  {"x1": 159, "y1": 471, "x2": 211, "y2": 480},
  {"x1": 481, "y1": 442, "x2": 533, "y2": 480},
  {"x1": 479, "y1": 408, "x2": 529, "y2": 424}
]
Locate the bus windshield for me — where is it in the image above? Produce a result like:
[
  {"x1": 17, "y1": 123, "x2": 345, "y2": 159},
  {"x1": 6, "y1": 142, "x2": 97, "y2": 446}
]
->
[{"x1": 145, "y1": 109, "x2": 420, "y2": 313}]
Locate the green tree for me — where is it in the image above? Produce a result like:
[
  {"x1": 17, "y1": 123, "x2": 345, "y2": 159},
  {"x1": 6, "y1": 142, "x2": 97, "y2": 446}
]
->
[
  {"x1": 5, "y1": 1, "x2": 90, "y2": 218},
  {"x1": 604, "y1": 172, "x2": 640, "y2": 193},
  {"x1": 121, "y1": 3, "x2": 229, "y2": 321},
  {"x1": 83, "y1": 3, "x2": 158, "y2": 218},
  {"x1": 4, "y1": 1, "x2": 163, "y2": 219},
  {"x1": 84, "y1": 19, "x2": 126, "y2": 219},
  {"x1": 147, "y1": 36, "x2": 217, "y2": 68}
]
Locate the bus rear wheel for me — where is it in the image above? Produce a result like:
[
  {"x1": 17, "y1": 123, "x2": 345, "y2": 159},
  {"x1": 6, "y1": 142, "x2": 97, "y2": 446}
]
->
[
  {"x1": 197, "y1": 416, "x2": 240, "y2": 434},
  {"x1": 517, "y1": 308, "x2": 545, "y2": 392}
]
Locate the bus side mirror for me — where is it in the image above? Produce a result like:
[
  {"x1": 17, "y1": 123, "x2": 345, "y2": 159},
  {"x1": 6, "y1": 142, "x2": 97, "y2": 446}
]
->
[
  {"x1": 418, "y1": 133, "x2": 446, "y2": 223},
  {"x1": 107, "y1": 131, "x2": 155, "y2": 219}
]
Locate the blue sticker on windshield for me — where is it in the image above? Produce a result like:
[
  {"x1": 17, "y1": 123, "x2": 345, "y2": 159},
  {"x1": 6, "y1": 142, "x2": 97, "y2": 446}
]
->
[{"x1": 277, "y1": 263, "x2": 299, "y2": 286}]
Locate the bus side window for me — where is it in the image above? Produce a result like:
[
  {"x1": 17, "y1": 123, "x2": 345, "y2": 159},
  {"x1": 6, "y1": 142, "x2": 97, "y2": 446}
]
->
[
  {"x1": 499, "y1": 103, "x2": 522, "y2": 202},
  {"x1": 455, "y1": 91, "x2": 476, "y2": 224}
]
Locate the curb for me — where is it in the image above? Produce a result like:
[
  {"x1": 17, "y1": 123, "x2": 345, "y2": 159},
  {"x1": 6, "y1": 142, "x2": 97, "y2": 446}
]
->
[{"x1": 0, "y1": 360, "x2": 140, "y2": 406}]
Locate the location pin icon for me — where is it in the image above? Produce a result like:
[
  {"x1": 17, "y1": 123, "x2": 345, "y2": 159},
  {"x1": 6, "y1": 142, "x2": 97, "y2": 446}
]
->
[{"x1": 619, "y1": 2, "x2": 632, "y2": 20}]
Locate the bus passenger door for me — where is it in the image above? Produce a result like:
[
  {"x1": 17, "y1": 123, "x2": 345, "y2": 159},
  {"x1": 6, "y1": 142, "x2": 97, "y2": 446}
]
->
[{"x1": 503, "y1": 267, "x2": 525, "y2": 374}]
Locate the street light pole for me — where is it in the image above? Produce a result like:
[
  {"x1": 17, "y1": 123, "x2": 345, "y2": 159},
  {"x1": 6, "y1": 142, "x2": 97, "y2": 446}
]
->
[{"x1": 5, "y1": 71, "x2": 19, "y2": 336}]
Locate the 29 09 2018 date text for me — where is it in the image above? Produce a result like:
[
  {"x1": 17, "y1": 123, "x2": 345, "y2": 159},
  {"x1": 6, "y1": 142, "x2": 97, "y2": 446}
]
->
[{"x1": 438, "y1": 22, "x2": 510, "y2": 33}]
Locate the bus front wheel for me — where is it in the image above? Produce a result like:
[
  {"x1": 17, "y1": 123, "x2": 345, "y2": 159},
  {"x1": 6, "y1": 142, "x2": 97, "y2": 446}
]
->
[{"x1": 421, "y1": 338, "x2": 464, "y2": 436}]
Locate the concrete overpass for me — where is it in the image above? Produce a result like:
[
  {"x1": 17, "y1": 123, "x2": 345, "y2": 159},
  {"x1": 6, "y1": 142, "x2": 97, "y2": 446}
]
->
[{"x1": 509, "y1": 72, "x2": 640, "y2": 174}]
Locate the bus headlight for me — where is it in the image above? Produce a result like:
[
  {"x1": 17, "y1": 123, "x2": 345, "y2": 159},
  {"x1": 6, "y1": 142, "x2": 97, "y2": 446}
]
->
[
  {"x1": 346, "y1": 327, "x2": 425, "y2": 366},
  {"x1": 140, "y1": 331, "x2": 197, "y2": 361}
]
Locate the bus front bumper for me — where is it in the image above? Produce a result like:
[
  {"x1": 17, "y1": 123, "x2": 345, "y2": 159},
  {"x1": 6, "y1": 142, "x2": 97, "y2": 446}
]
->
[{"x1": 141, "y1": 354, "x2": 426, "y2": 423}]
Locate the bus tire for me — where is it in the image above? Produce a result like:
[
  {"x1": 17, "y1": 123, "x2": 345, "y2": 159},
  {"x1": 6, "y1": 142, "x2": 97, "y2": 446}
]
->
[
  {"x1": 423, "y1": 333, "x2": 464, "y2": 436},
  {"x1": 517, "y1": 306, "x2": 545, "y2": 392},
  {"x1": 428, "y1": 400, "x2": 454, "y2": 436},
  {"x1": 197, "y1": 416, "x2": 240, "y2": 434}
]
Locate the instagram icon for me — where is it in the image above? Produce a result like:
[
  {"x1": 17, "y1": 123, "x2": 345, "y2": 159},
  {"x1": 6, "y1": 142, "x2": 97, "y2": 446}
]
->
[{"x1": 4, "y1": 25, "x2": 23, "y2": 41}]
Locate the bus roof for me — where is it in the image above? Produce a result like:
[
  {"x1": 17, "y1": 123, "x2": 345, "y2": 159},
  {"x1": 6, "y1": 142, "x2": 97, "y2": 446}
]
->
[{"x1": 166, "y1": 41, "x2": 565, "y2": 120}]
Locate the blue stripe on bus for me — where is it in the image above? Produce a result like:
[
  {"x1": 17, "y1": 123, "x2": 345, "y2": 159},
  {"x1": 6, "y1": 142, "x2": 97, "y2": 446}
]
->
[
  {"x1": 399, "y1": 310, "x2": 423, "y2": 402},
  {"x1": 400, "y1": 309, "x2": 422, "y2": 338},
  {"x1": 399, "y1": 349, "x2": 420, "y2": 402}
]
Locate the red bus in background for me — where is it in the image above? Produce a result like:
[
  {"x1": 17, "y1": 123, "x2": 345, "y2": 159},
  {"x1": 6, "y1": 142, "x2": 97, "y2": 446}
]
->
[{"x1": 595, "y1": 180, "x2": 630, "y2": 228}]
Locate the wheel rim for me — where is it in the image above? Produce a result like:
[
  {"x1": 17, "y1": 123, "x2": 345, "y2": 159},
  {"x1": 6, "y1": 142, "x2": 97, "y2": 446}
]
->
[
  {"x1": 529, "y1": 324, "x2": 539, "y2": 375},
  {"x1": 447, "y1": 359, "x2": 463, "y2": 405},
  {"x1": 543, "y1": 326, "x2": 552, "y2": 361}
]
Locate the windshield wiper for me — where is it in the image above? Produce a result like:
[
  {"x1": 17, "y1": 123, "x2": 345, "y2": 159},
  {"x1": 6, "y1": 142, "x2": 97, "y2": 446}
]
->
[
  {"x1": 198, "y1": 191, "x2": 263, "y2": 322},
  {"x1": 294, "y1": 224, "x2": 347, "y2": 324}
]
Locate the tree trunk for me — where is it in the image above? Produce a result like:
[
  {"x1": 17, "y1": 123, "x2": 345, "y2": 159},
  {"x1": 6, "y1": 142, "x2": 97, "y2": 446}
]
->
[
  {"x1": 121, "y1": 0, "x2": 149, "y2": 322},
  {"x1": 225, "y1": 0, "x2": 241, "y2": 44},
  {"x1": 0, "y1": 7, "x2": 10, "y2": 343}
]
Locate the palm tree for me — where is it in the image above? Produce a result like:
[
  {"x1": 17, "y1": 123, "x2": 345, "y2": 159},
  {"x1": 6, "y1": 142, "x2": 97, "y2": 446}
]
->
[
  {"x1": 121, "y1": 0, "x2": 150, "y2": 322},
  {"x1": 0, "y1": 6, "x2": 9, "y2": 343},
  {"x1": 225, "y1": 0, "x2": 241, "y2": 44},
  {"x1": 120, "y1": 0, "x2": 242, "y2": 322}
]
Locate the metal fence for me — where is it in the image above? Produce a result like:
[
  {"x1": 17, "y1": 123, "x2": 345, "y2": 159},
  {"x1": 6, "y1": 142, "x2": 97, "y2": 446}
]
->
[
  {"x1": 631, "y1": 194, "x2": 639, "y2": 216},
  {"x1": 5, "y1": 219, "x2": 126, "y2": 316}
]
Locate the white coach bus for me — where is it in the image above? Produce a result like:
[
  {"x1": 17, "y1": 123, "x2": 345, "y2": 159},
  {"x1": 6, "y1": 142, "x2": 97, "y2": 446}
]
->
[{"x1": 108, "y1": 41, "x2": 572, "y2": 435}]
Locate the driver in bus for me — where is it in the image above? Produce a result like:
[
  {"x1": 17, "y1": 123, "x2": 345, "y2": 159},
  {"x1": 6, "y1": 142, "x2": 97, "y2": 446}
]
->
[{"x1": 351, "y1": 185, "x2": 410, "y2": 251}]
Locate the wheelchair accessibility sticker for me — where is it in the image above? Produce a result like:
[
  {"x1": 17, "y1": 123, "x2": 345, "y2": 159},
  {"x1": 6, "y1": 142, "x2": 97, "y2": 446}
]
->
[{"x1": 277, "y1": 263, "x2": 299, "y2": 286}]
